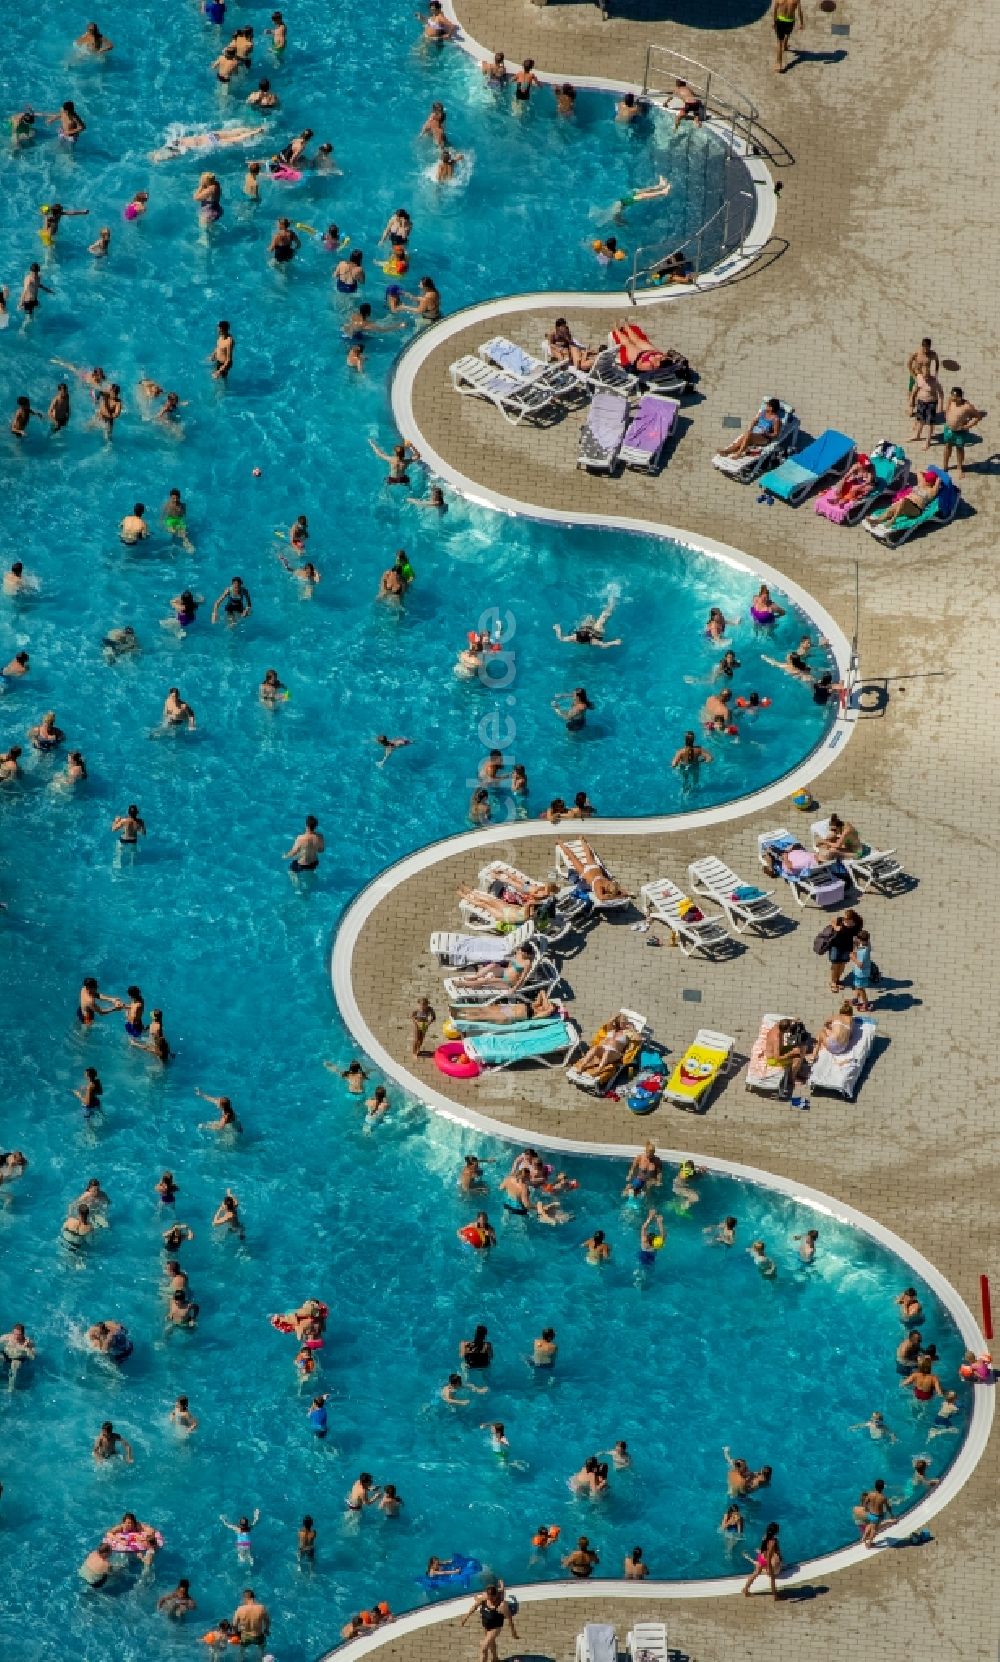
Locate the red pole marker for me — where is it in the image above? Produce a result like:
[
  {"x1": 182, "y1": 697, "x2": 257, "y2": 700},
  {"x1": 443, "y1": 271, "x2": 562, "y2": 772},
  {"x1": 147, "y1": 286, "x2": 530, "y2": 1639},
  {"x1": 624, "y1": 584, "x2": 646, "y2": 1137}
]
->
[{"x1": 980, "y1": 1274, "x2": 993, "y2": 1342}]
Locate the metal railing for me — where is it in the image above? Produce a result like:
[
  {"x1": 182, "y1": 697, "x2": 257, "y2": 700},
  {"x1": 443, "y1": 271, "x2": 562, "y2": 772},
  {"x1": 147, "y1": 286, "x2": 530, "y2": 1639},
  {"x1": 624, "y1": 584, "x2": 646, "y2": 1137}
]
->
[
  {"x1": 642, "y1": 44, "x2": 759, "y2": 154},
  {"x1": 625, "y1": 187, "x2": 757, "y2": 300}
]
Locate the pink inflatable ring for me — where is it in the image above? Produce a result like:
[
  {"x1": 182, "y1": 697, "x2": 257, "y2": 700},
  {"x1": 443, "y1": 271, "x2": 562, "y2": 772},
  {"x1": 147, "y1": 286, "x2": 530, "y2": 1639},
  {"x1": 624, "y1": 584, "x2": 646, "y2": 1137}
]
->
[{"x1": 434, "y1": 1040, "x2": 481, "y2": 1079}]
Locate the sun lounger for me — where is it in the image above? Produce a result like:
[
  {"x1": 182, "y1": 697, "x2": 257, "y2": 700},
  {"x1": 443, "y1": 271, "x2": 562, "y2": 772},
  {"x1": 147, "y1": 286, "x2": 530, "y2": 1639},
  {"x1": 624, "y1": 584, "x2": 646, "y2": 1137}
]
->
[
  {"x1": 450, "y1": 355, "x2": 559, "y2": 425},
  {"x1": 810, "y1": 1016, "x2": 877, "y2": 1100},
  {"x1": 463, "y1": 1015, "x2": 581, "y2": 1071},
  {"x1": 626, "y1": 1622, "x2": 668, "y2": 1662},
  {"x1": 663, "y1": 1029, "x2": 735, "y2": 1111},
  {"x1": 758, "y1": 428, "x2": 856, "y2": 506},
  {"x1": 863, "y1": 465, "x2": 960, "y2": 546},
  {"x1": 564, "y1": 1007, "x2": 648, "y2": 1094},
  {"x1": 446, "y1": 1010, "x2": 565, "y2": 1036},
  {"x1": 430, "y1": 922, "x2": 535, "y2": 965},
  {"x1": 577, "y1": 389, "x2": 630, "y2": 473},
  {"x1": 442, "y1": 946, "x2": 560, "y2": 1004},
  {"x1": 640, "y1": 877, "x2": 732, "y2": 957},
  {"x1": 469, "y1": 861, "x2": 589, "y2": 937},
  {"x1": 687, "y1": 856, "x2": 783, "y2": 933},
  {"x1": 577, "y1": 1626, "x2": 618, "y2": 1662},
  {"x1": 745, "y1": 1012, "x2": 789, "y2": 1096},
  {"x1": 712, "y1": 401, "x2": 799, "y2": 482},
  {"x1": 608, "y1": 325, "x2": 694, "y2": 395},
  {"x1": 619, "y1": 393, "x2": 679, "y2": 473},
  {"x1": 814, "y1": 444, "x2": 907, "y2": 525},
  {"x1": 809, "y1": 821, "x2": 906, "y2": 895},
  {"x1": 478, "y1": 336, "x2": 579, "y2": 399},
  {"x1": 554, "y1": 840, "x2": 630, "y2": 912},
  {"x1": 757, "y1": 829, "x2": 845, "y2": 908}
]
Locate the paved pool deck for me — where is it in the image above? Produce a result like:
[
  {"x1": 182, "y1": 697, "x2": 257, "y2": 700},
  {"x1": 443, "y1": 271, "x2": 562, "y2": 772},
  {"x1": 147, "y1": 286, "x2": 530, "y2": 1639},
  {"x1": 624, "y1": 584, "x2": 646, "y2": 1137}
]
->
[{"x1": 329, "y1": 0, "x2": 1000, "y2": 1655}]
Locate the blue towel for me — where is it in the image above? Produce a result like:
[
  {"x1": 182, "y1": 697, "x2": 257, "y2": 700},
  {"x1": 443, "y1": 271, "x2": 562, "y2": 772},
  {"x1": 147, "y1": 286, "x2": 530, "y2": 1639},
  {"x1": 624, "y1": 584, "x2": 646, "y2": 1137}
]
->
[
  {"x1": 484, "y1": 338, "x2": 537, "y2": 380},
  {"x1": 466, "y1": 1018, "x2": 570, "y2": 1065},
  {"x1": 926, "y1": 465, "x2": 959, "y2": 517},
  {"x1": 761, "y1": 429, "x2": 855, "y2": 501}
]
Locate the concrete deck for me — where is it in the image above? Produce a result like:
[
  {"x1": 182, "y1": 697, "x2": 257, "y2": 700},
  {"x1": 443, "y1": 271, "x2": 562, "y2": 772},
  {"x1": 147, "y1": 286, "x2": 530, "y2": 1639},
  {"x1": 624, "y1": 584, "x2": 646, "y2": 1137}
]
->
[{"x1": 330, "y1": 0, "x2": 1000, "y2": 1654}]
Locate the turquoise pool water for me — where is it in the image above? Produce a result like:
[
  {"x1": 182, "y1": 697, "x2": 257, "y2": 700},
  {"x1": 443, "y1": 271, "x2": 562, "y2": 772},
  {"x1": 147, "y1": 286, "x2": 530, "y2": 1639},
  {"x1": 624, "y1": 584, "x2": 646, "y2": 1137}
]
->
[{"x1": 0, "y1": 6, "x2": 929, "y2": 1662}]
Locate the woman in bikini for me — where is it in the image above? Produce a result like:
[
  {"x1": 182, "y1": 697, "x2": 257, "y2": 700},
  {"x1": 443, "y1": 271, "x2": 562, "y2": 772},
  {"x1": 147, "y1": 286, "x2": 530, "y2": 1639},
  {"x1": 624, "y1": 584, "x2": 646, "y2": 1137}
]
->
[{"x1": 555, "y1": 839, "x2": 629, "y2": 903}]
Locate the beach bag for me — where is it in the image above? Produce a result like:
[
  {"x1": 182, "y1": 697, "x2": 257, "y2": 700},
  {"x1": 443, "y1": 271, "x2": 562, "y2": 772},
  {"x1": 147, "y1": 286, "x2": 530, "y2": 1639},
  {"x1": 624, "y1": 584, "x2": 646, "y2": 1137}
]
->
[{"x1": 812, "y1": 924, "x2": 835, "y2": 955}]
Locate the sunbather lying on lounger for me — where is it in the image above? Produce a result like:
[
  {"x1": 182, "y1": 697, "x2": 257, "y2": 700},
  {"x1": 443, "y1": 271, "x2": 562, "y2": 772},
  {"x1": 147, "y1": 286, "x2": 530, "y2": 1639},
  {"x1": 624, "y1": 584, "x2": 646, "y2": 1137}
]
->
[
  {"x1": 451, "y1": 945, "x2": 536, "y2": 990},
  {"x1": 870, "y1": 470, "x2": 939, "y2": 526},
  {"x1": 575, "y1": 1015, "x2": 642, "y2": 1078},
  {"x1": 458, "y1": 882, "x2": 558, "y2": 925},
  {"x1": 557, "y1": 840, "x2": 631, "y2": 903},
  {"x1": 612, "y1": 321, "x2": 688, "y2": 377},
  {"x1": 718, "y1": 399, "x2": 781, "y2": 458},
  {"x1": 451, "y1": 990, "x2": 558, "y2": 1023},
  {"x1": 761, "y1": 841, "x2": 819, "y2": 880},
  {"x1": 815, "y1": 813, "x2": 862, "y2": 860},
  {"x1": 823, "y1": 454, "x2": 874, "y2": 506}
]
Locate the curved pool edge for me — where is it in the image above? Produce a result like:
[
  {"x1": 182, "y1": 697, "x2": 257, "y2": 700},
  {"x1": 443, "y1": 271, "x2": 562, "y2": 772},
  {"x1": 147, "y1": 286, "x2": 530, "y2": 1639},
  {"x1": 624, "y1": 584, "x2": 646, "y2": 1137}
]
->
[
  {"x1": 327, "y1": 854, "x2": 993, "y2": 1613},
  {"x1": 433, "y1": 0, "x2": 778, "y2": 307}
]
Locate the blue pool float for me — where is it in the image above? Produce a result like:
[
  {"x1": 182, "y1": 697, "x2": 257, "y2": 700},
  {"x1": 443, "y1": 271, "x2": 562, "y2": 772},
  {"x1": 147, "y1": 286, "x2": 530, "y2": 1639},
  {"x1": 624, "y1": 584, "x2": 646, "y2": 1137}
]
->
[{"x1": 416, "y1": 1553, "x2": 482, "y2": 1592}]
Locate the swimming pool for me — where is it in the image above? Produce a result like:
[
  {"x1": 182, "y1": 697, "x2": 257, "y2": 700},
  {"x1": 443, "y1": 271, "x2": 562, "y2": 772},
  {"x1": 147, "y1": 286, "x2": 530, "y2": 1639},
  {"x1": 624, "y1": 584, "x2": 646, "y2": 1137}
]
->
[{"x1": 0, "y1": 3, "x2": 899, "y2": 1659}]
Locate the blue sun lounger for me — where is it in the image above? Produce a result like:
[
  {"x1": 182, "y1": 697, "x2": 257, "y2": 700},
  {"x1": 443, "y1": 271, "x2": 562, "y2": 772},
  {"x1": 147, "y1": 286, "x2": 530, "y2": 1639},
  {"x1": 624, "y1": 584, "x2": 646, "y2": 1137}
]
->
[{"x1": 758, "y1": 428, "x2": 855, "y2": 506}]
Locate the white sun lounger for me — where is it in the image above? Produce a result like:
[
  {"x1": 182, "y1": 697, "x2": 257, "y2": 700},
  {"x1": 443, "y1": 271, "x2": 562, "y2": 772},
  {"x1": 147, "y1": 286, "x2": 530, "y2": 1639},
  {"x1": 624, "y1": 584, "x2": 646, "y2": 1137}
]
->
[
  {"x1": 564, "y1": 1007, "x2": 649, "y2": 1094},
  {"x1": 626, "y1": 1622, "x2": 668, "y2": 1662},
  {"x1": 470, "y1": 861, "x2": 588, "y2": 939},
  {"x1": 810, "y1": 1016, "x2": 877, "y2": 1100},
  {"x1": 555, "y1": 840, "x2": 630, "y2": 911},
  {"x1": 478, "y1": 336, "x2": 579, "y2": 399},
  {"x1": 745, "y1": 1012, "x2": 789, "y2": 1096},
  {"x1": 450, "y1": 355, "x2": 558, "y2": 425},
  {"x1": 757, "y1": 828, "x2": 845, "y2": 907},
  {"x1": 688, "y1": 856, "x2": 782, "y2": 933},
  {"x1": 464, "y1": 1015, "x2": 581, "y2": 1072},
  {"x1": 576, "y1": 1626, "x2": 618, "y2": 1662},
  {"x1": 809, "y1": 820, "x2": 906, "y2": 895},
  {"x1": 577, "y1": 389, "x2": 630, "y2": 473},
  {"x1": 430, "y1": 921, "x2": 535, "y2": 965},
  {"x1": 711, "y1": 401, "x2": 799, "y2": 482},
  {"x1": 640, "y1": 877, "x2": 732, "y2": 957},
  {"x1": 442, "y1": 948, "x2": 560, "y2": 1006}
]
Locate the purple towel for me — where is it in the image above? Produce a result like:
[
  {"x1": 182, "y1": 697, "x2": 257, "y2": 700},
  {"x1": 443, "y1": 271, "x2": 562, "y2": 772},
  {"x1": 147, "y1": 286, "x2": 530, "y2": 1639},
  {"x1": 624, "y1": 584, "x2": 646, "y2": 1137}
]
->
[
  {"x1": 588, "y1": 392, "x2": 629, "y2": 450},
  {"x1": 624, "y1": 395, "x2": 679, "y2": 453}
]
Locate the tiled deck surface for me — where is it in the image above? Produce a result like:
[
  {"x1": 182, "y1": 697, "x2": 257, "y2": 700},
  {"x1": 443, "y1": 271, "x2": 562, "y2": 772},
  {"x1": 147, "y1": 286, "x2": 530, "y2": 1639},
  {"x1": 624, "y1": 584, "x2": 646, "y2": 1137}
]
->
[{"x1": 333, "y1": 0, "x2": 1000, "y2": 1655}]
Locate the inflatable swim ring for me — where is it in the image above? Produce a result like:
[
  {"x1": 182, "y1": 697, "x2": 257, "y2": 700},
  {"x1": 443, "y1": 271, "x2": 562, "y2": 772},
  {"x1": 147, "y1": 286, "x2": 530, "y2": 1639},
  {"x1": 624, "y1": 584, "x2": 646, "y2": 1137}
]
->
[
  {"x1": 532, "y1": 1526, "x2": 560, "y2": 1545},
  {"x1": 435, "y1": 1041, "x2": 481, "y2": 1080},
  {"x1": 458, "y1": 1223, "x2": 487, "y2": 1249},
  {"x1": 106, "y1": 1527, "x2": 164, "y2": 1554}
]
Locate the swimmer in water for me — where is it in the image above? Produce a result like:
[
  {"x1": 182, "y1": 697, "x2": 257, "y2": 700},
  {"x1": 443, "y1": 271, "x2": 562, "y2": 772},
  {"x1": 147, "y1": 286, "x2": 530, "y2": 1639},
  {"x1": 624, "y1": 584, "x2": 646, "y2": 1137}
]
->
[
  {"x1": 130, "y1": 1007, "x2": 170, "y2": 1062},
  {"x1": 75, "y1": 20, "x2": 114, "y2": 51},
  {"x1": 375, "y1": 735, "x2": 411, "y2": 767},
  {"x1": 672, "y1": 730, "x2": 712, "y2": 768},
  {"x1": 277, "y1": 552, "x2": 321, "y2": 589},
  {"x1": 120, "y1": 503, "x2": 148, "y2": 544},
  {"x1": 613, "y1": 174, "x2": 671, "y2": 219},
  {"x1": 553, "y1": 593, "x2": 621, "y2": 648},
  {"x1": 211, "y1": 576, "x2": 252, "y2": 625},
  {"x1": 552, "y1": 687, "x2": 594, "y2": 729},
  {"x1": 324, "y1": 1059, "x2": 369, "y2": 1093},
  {"x1": 583, "y1": 1230, "x2": 610, "y2": 1264},
  {"x1": 369, "y1": 437, "x2": 422, "y2": 484},
  {"x1": 849, "y1": 1411, "x2": 897, "y2": 1444},
  {"x1": 435, "y1": 149, "x2": 464, "y2": 182},
  {"x1": 748, "y1": 1239, "x2": 776, "y2": 1277},
  {"x1": 93, "y1": 1421, "x2": 133, "y2": 1461},
  {"x1": 112, "y1": 804, "x2": 146, "y2": 847},
  {"x1": 705, "y1": 1215, "x2": 738, "y2": 1246},
  {"x1": 441, "y1": 1372, "x2": 487, "y2": 1405},
  {"x1": 793, "y1": 1227, "x2": 819, "y2": 1262},
  {"x1": 284, "y1": 814, "x2": 324, "y2": 874},
  {"x1": 170, "y1": 1396, "x2": 199, "y2": 1433},
  {"x1": 220, "y1": 1511, "x2": 260, "y2": 1564},
  {"x1": 74, "y1": 1067, "x2": 103, "y2": 1116},
  {"x1": 212, "y1": 1189, "x2": 245, "y2": 1238},
  {"x1": 164, "y1": 590, "x2": 203, "y2": 633},
  {"x1": 209, "y1": 320, "x2": 235, "y2": 380},
  {"x1": 162, "y1": 688, "x2": 196, "y2": 729},
  {"x1": 260, "y1": 669, "x2": 287, "y2": 704}
]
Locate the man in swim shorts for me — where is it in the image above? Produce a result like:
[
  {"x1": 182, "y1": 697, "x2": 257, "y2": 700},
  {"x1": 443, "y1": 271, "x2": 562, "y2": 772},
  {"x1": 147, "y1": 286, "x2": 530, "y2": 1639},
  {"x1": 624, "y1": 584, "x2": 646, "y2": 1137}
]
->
[
  {"x1": 209, "y1": 319, "x2": 235, "y2": 380},
  {"x1": 940, "y1": 386, "x2": 986, "y2": 479},
  {"x1": 284, "y1": 814, "x2": 324, "y2": 873}
]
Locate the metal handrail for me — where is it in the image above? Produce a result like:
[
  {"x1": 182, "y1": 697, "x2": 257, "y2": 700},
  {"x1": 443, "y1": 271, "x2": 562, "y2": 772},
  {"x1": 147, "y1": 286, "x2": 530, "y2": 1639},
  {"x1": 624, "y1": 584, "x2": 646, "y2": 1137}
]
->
[
  {"x1": 642, "y1": 44, "x2": 758, "y2": 152},
  {"x1": 625, "y1": 188, "x2": 756, "y2": 300}
]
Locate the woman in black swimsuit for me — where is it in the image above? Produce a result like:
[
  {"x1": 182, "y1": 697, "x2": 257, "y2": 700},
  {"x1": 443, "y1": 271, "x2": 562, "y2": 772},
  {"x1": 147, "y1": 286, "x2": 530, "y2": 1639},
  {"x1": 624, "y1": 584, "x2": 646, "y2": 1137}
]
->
[
  {"x1": 459, "y1": 1586, "x2": 518, "y2": 1662},
  {"x1": 514, "y1": 59, "x2": 541, "y2": 101},
  {"x1": 269, "y1": 217, "x2": 300, "y2": 265},
  {"x1": 460, "y1": 1324, "x2": 492, "y2": 1371}
]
